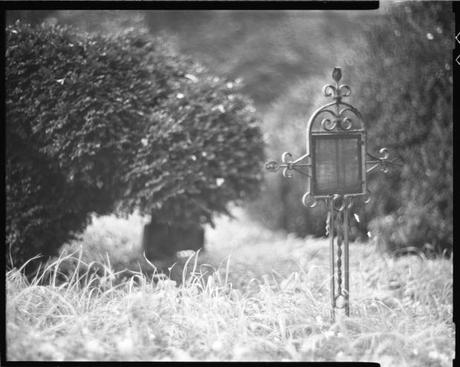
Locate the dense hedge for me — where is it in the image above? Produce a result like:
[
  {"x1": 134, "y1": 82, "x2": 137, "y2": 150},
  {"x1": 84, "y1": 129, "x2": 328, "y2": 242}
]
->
[
  {"x1": 6, "y1": 22, "x2": 264, "y2": 269},
  {"x1": 6, "y1": 135, "x2": 91, "y2": 267},
  {"x1": 349, "y1": 2, "x2": 453, "y2": 255}
]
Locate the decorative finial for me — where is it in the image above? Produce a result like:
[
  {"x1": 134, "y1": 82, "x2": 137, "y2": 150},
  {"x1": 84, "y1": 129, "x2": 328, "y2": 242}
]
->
[
  {"x1": 332, "y1": 67, "x2": 342, "y2": 83},
  {"x1": 322, "y1": 67, "x2": 350, "y2": 102}
]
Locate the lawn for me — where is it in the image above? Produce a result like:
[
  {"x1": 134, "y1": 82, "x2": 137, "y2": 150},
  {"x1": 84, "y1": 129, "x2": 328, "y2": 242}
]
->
[{"x1": 6, "y1": 208, "x2": 454, "y2": 365}]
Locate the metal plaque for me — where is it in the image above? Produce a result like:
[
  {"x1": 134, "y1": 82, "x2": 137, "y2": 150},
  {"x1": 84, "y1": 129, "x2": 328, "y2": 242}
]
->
[{"x1": 312, "y1": 134, "x2": 362, "y2": 195}]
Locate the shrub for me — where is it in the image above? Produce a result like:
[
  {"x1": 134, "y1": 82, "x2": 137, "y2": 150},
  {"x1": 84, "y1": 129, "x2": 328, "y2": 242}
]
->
[
  {"x1": 6, "y1": 21, "x2": 264, "y2": 269},
  {"x1": 6, "y1": 137, "x2": 91, "y2": 271},
  {"x1": 348, "y1": 2, "x2": 453, "y2": 254},
  {"x1": 120, "y1": 65, "x2": 264, "y2": 224},
  {"x1": 368, "y1": 204, "x2": 449, "y2": 257}
]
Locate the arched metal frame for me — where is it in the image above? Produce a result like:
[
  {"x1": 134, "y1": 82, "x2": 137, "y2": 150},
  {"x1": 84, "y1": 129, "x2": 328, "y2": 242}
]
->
[{"x1": 302, "y1": 97, "x2": 368, "y2": 208}]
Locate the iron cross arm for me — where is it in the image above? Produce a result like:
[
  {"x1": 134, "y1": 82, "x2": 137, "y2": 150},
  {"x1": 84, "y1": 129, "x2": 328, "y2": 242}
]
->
[
  {"x1": 265, "y1": 152, "x2": 311, "y2": 178},
  {"x1": 365, "y1": 147, "x2": 402, "y2": 174}
]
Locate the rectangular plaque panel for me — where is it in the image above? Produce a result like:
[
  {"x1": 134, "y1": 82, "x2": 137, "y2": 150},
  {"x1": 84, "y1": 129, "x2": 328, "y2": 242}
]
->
[{"x1": 312, "y1": 135, "x2": 362, "y2": 195}]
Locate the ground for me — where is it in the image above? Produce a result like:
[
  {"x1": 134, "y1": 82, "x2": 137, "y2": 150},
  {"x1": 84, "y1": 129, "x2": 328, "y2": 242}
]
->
[{"x1": 6, "y1": 208, "x2": 454, "y2": 365}]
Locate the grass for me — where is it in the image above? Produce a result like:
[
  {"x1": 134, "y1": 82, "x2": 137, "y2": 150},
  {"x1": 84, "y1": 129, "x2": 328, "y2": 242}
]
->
[{"x1": 6, "y1": 208, "x2": 454, "y2": 365}]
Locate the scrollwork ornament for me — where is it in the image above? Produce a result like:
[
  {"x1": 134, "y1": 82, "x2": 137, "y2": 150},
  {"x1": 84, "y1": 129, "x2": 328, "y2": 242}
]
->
[
  {"x1": 323, "y1": 69, "x2": 352, "y2": 102},
  {"x1": 281, "y1": 152, "x2": 293, "y2": 163},
  {"x1": 332, "y1": 194, "x2": 346, "y2": 212},
  {"x1": 339, "y1": 117, "x2": 353, "y2": 130},
  {"x1": 283, "y1": 168, "x2": 293, "y2": 178},
  {"x1": 379, "y1": 148, "x2": 389, "y2": 160},
  {"x1": 302, "y1": 192, "x2": 318, "y2": 208},
  {"x1": 338, "y1": 84, "x2": 351, "y2": 98},
  {"x1": 321, "y1": 118, "x2": 337, "y2": 131},
  {"x1": 281, "y1": 152, "x2": 294, "y2": 177},
  {"x1": 322, "y1": 84, "x2": 336, "y2": 98},
  {"x1": 378, "y1": 148, "x2": 390, "y2": 173}
]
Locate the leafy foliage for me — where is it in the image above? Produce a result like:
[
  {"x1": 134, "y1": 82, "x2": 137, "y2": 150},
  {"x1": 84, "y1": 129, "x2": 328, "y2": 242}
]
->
[
  {"x1": 121, "y1": 69, "x2": 264, "y2": 224},
  {"x1": 349, "y1": 2, "x2": 453, "y2": 254},
  {"x1": 6, "y1": 139, "x2": 92, "y2": 269},
  {"x1": 6, "y1": 21, "x2": 264, "y2": 269},
  {"x1": 9, "y1": 11, "x2": 374, "y2": 241}
]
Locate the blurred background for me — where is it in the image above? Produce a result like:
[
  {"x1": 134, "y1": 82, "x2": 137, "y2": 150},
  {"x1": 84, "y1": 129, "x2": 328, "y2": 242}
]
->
[{"x1": 6, "y1": 2, "x2": 453, "y2": 257}]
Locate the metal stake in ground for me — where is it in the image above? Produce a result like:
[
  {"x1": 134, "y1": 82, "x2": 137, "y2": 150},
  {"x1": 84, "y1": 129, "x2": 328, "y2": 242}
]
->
[{"x1": 265, "y1": 67, "x2": 399, "y2": 321}]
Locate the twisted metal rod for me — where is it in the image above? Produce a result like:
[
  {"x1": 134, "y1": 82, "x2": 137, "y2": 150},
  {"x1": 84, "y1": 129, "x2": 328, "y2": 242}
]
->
[
  {"x1": 343, "y1": 197, "x2": 350, "y2": 316},
  {"x1": 329, "y1": 195, "x2": 351, "y2": 317},
  {"x1": 328, "y1": 197, "x2": 336, "y2": 322},
  {"x1": 336, "y1": 210, "x2": 343, "y2": 302}
]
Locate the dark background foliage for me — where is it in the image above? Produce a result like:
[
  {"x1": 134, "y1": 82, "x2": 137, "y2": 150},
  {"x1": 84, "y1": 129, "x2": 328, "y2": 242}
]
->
[
  {"x1": 6, "y1": 2, "x2": 453, "y2": 264},
  {"x1": 6, "y1": 21, "x2": 263, "y2": 269},
  {"x1": 348, "y1": 2, "x2": 453, "y2": 254},
  {"x1": 246, "y1": 76, "x2": 330, "y2": 238}
]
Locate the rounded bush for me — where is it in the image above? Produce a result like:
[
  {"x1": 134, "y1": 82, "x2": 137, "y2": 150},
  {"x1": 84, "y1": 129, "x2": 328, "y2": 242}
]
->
[{"x1": 6, "y1": 22, "x2": 264, "y2": 269}]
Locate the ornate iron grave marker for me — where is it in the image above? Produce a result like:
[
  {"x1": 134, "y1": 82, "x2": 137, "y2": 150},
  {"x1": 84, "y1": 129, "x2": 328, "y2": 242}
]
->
[{"x1": 265, "y1": 67, "x2": 399, "y2": 320}]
